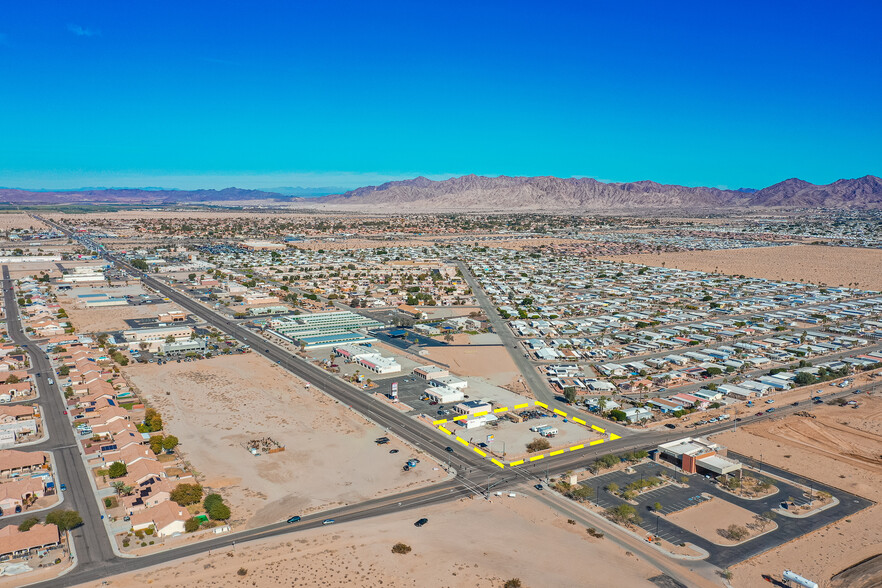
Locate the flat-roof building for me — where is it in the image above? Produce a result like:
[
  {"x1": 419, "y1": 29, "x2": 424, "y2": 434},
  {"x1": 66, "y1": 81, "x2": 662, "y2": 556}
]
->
[{"x1": 656, "y1": 437, "x2": 742, "y2": 477}]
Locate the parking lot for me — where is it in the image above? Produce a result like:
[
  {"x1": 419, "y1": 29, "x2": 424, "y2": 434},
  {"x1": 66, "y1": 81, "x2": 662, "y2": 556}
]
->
[{"x1": 579, "y1": 459, "x2": 873, "y2": 567}]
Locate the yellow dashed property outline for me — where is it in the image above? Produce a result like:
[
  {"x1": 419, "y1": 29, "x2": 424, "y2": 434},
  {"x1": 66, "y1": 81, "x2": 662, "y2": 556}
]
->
[{"x1": 432, "y1": 400, "x2": 621, "y2": 469}]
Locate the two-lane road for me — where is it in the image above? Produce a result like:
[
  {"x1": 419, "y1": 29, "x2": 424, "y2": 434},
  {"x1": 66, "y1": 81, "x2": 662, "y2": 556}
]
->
[{"x1": 2, "y1": 266, "x2": 117, "y2": 576}]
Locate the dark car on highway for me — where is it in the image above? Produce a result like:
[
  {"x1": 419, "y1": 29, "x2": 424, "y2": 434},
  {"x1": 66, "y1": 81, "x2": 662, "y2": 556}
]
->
[
  {"x1": 286, "y1": 516, "x2": 302, "y2": 523},
  {"x1": 445, "y1": 446, "x2": 454, "y2": 453}
]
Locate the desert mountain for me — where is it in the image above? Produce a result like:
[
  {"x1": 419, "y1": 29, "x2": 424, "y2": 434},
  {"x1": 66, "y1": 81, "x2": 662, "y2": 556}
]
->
[
  {"x1": 0, "y1": 187, "x2": 297, "y2": 205},
  {"x1": 1, "y1": 175, "x2": 880, "y2": 210},
  {"x1": 747, "y1": 175, "x2": 882, "y2": 208},
  {"x1": 317, "y1": 174, "x2": 882, "y2": 211}
]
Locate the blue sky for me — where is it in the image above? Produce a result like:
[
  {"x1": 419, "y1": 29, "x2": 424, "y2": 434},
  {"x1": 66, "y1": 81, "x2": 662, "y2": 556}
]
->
[{"x1": 1, "y1": 1, "x2": 880, "y2": 190}]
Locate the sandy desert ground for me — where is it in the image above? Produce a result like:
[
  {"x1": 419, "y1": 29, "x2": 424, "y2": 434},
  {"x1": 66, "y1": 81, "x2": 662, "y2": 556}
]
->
[
  {"x1": 0, "y1": 213, "x2": 47, "y2": 230},
  {"x1": 602, "y1": 244, "x2": 882, "y2": 290},
  {"x1": 667, "y1": 497, "x2": 774, "y2": 546},
  {"x1": 78, "y1": 493, "x2": 671, "y2": 588},
  {"x1": 418, "y1": 345, "x2": 520, "y2": 388},
  {"x1": 713, "y1": 394, "x2": 882, "y2": 587},
  {"x1": 56, "y1": 291, "x2": 184, "y2": 332},
  {"x1": 123, "y1": 353, "x2": 446, "y2": 528}
]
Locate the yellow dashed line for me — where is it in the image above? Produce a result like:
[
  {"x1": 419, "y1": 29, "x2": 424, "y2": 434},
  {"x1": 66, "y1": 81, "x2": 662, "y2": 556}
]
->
[
  {"x1": 493, "y1": 407, "x2": 508, "y2": 413},
  {"x1": 553, "y1": 409, "x2": 567, "y2": 417},
  {"x1": 589, "y1": 439, "x2": 605, "y2": 446},
  {"x1": 509, "y1": 460, "x2": 524, "y2": 466},
  {"x1": 571, "y1": 417, "x2": 586, "y2": 425},
  {"x1": 513, "y1": 403, "x2": 528, "y2": 409},
  {"x1": 473, "y1": 447, "x2": 487, "y2": 457},
  {"x1": 455, "y1": 437, "x2": 469, "y2": 446},
  {"x1": 549, "y1": 450, "x2": 564, "y2": 456},
  {"x1": 529, "y1": 454, "x2": 545, "y2": 462},
  {"x1": 432, "y1": 419, "x2": 447, "y2": 425},
  {"x1": 591, "y1": 425, "x2": 606, "y2": 433},
  {"x1": 452, "y1": 415, "x2": 468, "y2": 421},
  {"x1": 535, "y1": 401, "x2": 548, "y2": 409},
  {"x1": 569, "y1": 444, "x2": 584, "y2": 451},
  {"x1": 438, "y1": 427, "x2": 452, "y2": 435},
  {"x1": 491, "y1": 459, "x2": 505, "y2": 469}
]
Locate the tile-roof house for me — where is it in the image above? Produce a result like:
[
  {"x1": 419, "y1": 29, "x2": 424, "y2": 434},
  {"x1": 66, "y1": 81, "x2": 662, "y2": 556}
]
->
[{"x1": 129, "y1": 500, "x2": 189, "y2": 537}]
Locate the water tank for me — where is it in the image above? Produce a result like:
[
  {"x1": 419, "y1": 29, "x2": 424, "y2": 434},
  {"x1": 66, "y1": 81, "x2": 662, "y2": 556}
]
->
[{"x1": 783, "y1": 570, "x2": 818, "y2": 588}]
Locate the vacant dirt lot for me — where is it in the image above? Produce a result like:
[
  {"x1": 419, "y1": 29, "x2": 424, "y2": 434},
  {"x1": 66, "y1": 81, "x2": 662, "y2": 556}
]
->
[
  {"x1": 81, "y1": 494, "x2": 670, "y2": 588},
  {"x1": 603, "y1": 244, "x2": 882, "y2": 290},
  {"x1": 714, "y1": 395, "x2": 882, "y2": 587},
  {"x1": 419, "y1": 345, "x2": 520, "y2": 387},
  {"x1": 60, "y1": 300, "x2": 183, "y2": 333},
  {"x1": 0, "y1": 213, "x2": 47, "y2": 231},
  {"x1": 123, "y1": 353, "x2": 445, "y2": 528}
]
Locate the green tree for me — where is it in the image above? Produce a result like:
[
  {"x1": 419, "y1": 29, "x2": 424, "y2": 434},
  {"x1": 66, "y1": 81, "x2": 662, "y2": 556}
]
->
[
  {"x1": 207, "y1": 502, "x2": 231, "y2": 521},
  {"x1": 131, "y1": 258, "x2": 148, "y2": 271},
  {"x1": 794, "y1": 372, "x2": 815, "y2": 386},
  {"x1": 18, "y1": 517, "x2": 40, "y2": 532},
  {"x1": 45, "y1": 509, "x2": 83, "y2": 531},
  {"x1": 203, "y1": 493, "x2": 223, "y2": 512},
  {"x1": 162, "y1": 435, "x2": 179, "y2": 452},
  {"x1": 108, "y1": 461, "x2": 128, "y2": 479},
  {"x1": 563, "y1": 387, "x2": 577, "y2": 403},
  {"x1": 149, "y1": 435, "x2": 165, "y2": 455},
  {"x1": 653, "y1": 502, "x2": 663, "y2": 512},
  {"x1": 170, "y1": 483, "x2": 203, "y2": 506},
  {"x1": 184, "y1": 517, "x2": 200, "y2": 533}
]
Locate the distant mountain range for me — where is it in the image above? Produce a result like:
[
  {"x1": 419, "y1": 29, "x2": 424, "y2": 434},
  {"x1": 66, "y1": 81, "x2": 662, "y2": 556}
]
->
[
  {"x1": 1, "y1": 175, "x2": 880, "y2": 210},
  {"x1": 0, "y1": 187, "x2": 302, "y2": 205},
  {"x1": 316, "y1": 174, "x2": 882, "y2": 211}
]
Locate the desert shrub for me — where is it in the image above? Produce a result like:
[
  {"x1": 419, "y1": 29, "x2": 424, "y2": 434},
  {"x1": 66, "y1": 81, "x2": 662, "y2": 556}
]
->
[{"x1": 391, "y1": 542, "x2": 412, "y2": 554}]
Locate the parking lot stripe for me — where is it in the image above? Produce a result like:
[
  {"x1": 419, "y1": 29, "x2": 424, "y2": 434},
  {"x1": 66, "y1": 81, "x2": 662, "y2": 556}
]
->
[
  {"x1": 589, "y1": 439, "x2": 605, "y2": 446},
  {"x1": 432, "y1": 419, "x2": 447, "y2": 425},
  {"x1": 490, "y1": 458, "x2": 505, "y2": 468},
  {"x1": 509, "y1": 460, "x2": 524, "y2": 466},
  {"x1": 473, "y1": 447, "x2": 487, "y2": 457},
  {"x1": 529, "y1": 454, "x2": 545, "y2": 462},
  {"x1": 493, "y1": 407, "x2": 508, "y2": 413},
  {"x1": 569, "y1": 444, "x2": 584, "y2": 451},
  {"x1": 591, "y1": 425, "x2": 606, "y2": 433},
  {"x1": 553, "y1": 409, "x2": 567, "y2": 417},
  {"x1": 549, "y1": 450, "x2": 564, "y2": 456},
  {"x1": 571, "y1": 417, "x2": 586, "y2": 425},
  {"x1": 513, "y1": 403, "x2": 528, "y2": 409},
  {"x1": 455, "y1": 437, "x2": 470, "y2": 446}
]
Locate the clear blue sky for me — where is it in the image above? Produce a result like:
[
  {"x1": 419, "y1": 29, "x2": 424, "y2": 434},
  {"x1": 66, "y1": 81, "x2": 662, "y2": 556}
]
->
[{"x1": 1, "y1": 1, "x2": 880, "y2": 190}]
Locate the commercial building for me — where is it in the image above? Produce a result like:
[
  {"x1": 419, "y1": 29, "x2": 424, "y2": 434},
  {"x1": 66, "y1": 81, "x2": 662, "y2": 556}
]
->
[
  {"x1": 425, "y1": 386, "x2": 465, "y2": 404},
  {"x1": 656, "y1": 437, "x2": 742, "y2": 477},
  {"x1": 268, "y1": 311, "x2": 382, "y2": 350},
  {"x1": 453, "y1": 400, "x2": 492, "y2": 416},
  {"x1": 159, "y1": 338, "x2": 207, "y2": 356},
  {"x1": 77, "y1": 293, "x2": 128, "y2": 307},
  {"x1": 122, "y1": 326, "x2": 195, "y2": 352},
  {"x1": 413, "y1": 365, "x2": 449, "y2": 380}
]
